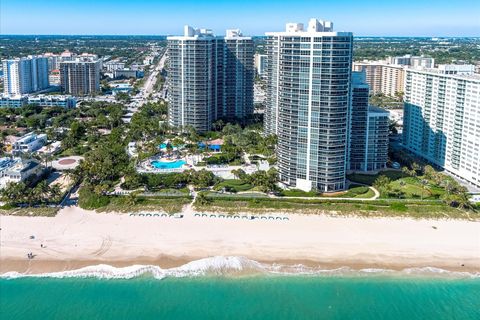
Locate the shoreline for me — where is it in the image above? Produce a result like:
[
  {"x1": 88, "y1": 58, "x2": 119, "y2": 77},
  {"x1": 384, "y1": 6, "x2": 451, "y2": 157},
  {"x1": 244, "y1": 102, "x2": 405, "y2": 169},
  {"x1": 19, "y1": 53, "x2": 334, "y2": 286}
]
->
[
  {"x1": 2, "y1": 256, "x2": 480, "y2": 277},
  {"x1": 1, "y1": 206, "x2": 479, "y2": 276}
]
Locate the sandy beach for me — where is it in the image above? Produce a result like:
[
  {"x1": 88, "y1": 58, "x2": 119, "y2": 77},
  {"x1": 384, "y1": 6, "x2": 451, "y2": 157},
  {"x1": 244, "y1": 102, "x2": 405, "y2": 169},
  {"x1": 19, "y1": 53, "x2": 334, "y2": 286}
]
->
[{"x1": 1, "y1": 206, "x2": 479, "y2": 275}]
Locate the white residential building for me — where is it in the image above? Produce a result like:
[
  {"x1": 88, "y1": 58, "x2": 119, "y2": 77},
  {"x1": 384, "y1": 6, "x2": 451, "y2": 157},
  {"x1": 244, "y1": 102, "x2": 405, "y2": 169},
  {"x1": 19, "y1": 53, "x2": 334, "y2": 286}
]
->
[
  {"x1": 167, "y1": 25, "x2": 254, "y2": 132},
  {"x1": 104, "y1": 61, "x2": 126, "y2": 72},
  {"x1": 0, "y1": 94, "x2": 76, "y2": 108},
  {"x1": 264, "y1": 18, "x2": 353, "y2": 192},
  {"x1": 12, "y1": 132, "x2": 48, "y2": 154},
  {"x1": 3, "y1": 56, "x2": 50, "y2": 95},
  {"x1": 388, "y1": 55, "x2": 435, "y2": 68},
  {"x1": 353, "y1": 61, "x2": 405, "y2": 96},
  {"x1": 0, "y1": 158, "x2": 44, "y2": 189},
  {"x1": 254, "y1": 53, "x2": 268, "y2": 77},
  {"x1": 436, "y1": 64, "x2": 475, "y2": 75},
  {"x1": 403, "y1": 68, "x2": 480, "y2": 188}
]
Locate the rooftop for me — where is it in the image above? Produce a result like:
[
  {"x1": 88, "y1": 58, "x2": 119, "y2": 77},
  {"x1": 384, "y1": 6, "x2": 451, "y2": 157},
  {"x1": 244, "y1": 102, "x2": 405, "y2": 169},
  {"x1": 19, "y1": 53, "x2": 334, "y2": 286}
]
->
[
  {"x1": 265, "y1": 18, "x2": 351, "y2": 36},
  {"x1": 369, "y1": 106, "x2": 390, "y2": 115},
  {"x1": 406, "y1": 67, "x2": 480, "y2": 81}
]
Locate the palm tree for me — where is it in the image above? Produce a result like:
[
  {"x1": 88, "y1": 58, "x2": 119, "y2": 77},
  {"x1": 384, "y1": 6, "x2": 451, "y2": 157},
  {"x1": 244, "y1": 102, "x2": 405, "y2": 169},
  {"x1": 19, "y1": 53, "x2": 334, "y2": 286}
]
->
[
  {"x1": 125, "y1": 191, "x2": 140, "y2": 206},
  {"x1": 49, "y1": 185, "x2": 62, "y2": 203},
  {"x1": 195, "y1": 192, "x2": 210, "y2": 206},
  {"x1": 411, "y1": 162, "x2": 422, "y2": 176},
  {"x1": 420, "y1": 179, "x2": 429, "y2": 200},
  {"x1": 402, "y1": 166, "x2": 411, "y2": 177}
]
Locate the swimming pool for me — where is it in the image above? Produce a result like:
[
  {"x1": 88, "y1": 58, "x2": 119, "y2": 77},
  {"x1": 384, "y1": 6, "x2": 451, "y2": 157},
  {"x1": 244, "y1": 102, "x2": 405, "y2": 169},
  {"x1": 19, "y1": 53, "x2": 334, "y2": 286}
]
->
[{"x1": 151, "y1": 160, "x2": 186, "y2": 169}]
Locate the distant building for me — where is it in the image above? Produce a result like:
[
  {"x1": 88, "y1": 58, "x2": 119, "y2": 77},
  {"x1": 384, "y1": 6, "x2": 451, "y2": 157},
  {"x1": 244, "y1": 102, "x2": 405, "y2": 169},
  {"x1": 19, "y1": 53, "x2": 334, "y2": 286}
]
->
[
  {"x1": 113, "y1": 69, "x2": 144, "y2": 79},
  {"x1": 388, "y1": 55, "x2": 435, "y2": 68},
  {"x1": 0, "y1": 94, "x2": 76, "y2": 108},
  {"x1": 49, "y1": 69, "x2": 61, "y2": 85},
  {"x1": 0, "y1": 157, "x2": 16, "y2": 178},
  {"x1": 104, "y1": 61, "x2": 126, "y2": 72},
  {"x1": 352, "y1": 62, "x2": 383, "y2": 93},
  {"x1": 37, "y1": 141, "x2": 61, "y2": 155},
  {"x1": 254, "y1": 53, "x2": 268, "y2": 77},
  {"x1": 353, "y1": 62, "x2": 405, "y2": 96},
  {"x1": 0, "y1": 158, "x2": 45, "y2": 189},
  {"x1": 167, "y1": 25, "x2": 254, "y2": 132},
  {"x1": 381, "y1": 64, "x2": 405, "y2": 96},
  {"x1": 60, "y1": 58, "x2": 100, "y2": 95},
  {"x1": 436, "y1": 64, "x2": 475, "y2": 75},
  {"x1": 403, "y1": 67, "x2": 480, "y2": 188},
  {"x1": 143, "y1": 56, "x2": 154, "y2": 65},
  {"x1": 12, "y1": 132, "x2": 48, "y2": 154},
  {"x1": 3, "y1": 56, "x2": 49, "y2": 95},
  {"x1": 111, "y1": 83, "x2": 133, "y2": 95}
]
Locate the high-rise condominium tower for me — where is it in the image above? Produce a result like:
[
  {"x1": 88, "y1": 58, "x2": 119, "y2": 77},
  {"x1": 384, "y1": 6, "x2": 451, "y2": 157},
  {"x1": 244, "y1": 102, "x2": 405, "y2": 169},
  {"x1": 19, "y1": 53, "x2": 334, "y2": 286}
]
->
[
  {"x1": 59, "y1": 58, "x2": 100, "y2": 96},
  {"x1": 403, "y1": 67, "x2": 480, "y2": 188},
  {"x1": 349, "y1": 71, "x2": 389, "y2": 172},
  {"x1": 3, "y1": 56, "x2": 49, "y2": 95},
  {"x1": 264, "y1": 18, "x2": 353, "y2": 192},
  {"x1": 167, "y1": 26, "x2": 254, "y2": 133}
]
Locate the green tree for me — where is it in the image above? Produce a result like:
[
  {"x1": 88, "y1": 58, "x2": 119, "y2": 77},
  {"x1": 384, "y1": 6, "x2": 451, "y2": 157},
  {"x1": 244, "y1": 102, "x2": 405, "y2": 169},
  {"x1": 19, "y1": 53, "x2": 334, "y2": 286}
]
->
[
  {"x1": 373, "y1": 175, "x2": 392, "y2": 193},
  {"x1": 195, "y1": 192, "x2": 211, "y2": 206}
]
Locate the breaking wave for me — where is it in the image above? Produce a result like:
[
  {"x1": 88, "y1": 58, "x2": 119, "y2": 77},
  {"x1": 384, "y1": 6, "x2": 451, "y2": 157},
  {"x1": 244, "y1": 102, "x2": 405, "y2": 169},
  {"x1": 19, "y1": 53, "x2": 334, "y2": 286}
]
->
[{"x1": 2, "y1": 256, "x2": 479, "y2": 280}]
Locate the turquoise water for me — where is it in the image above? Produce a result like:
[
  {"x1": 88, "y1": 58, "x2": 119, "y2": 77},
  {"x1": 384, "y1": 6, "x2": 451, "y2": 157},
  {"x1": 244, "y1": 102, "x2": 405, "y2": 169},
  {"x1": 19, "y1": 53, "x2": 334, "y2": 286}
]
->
[
  {"x1": 151, "y1": 159, "x2": 186, "y2": 169},
  {"x1": 1, "y1": 275, "x2": 479, "y2": 320}
]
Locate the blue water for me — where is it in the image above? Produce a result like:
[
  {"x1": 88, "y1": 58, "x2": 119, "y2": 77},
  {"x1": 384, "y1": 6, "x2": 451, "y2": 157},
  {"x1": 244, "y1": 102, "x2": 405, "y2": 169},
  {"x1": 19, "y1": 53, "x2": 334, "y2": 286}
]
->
[
  {"x1": 1, "y1": 275, "x2": 479, "y2": 320},
  {"x1": 151, "y1": 159, "x2": 186, "y2": 169}
]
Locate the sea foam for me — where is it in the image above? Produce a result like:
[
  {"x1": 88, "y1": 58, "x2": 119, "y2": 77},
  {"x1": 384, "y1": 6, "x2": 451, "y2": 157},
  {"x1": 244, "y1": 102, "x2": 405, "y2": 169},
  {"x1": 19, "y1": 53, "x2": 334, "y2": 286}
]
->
[{"x1": 2, "y1": 256, "x2": 479, "y2": 280}]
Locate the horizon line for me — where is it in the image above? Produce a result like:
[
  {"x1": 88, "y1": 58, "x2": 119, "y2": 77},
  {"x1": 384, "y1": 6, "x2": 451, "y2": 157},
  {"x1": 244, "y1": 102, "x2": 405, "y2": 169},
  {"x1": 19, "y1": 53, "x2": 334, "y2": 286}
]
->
[{"x1": 2, "y1": 34, "x2": 480, "y2": 38}]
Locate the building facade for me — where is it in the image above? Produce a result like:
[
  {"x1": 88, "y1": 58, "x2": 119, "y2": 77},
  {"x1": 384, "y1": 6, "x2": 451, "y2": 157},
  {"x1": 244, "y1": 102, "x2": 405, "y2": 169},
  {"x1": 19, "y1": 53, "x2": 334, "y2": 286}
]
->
[
  {"x1": 12, "y1": 132, "x2": 48, "y2": 154},
  {"x1": 60, "y1": 58, "x2": 100, "y2": 95},
  {"x1": 352, "y1": 62, "x2": 383, "y2": 93},
  {"x1": 218, "y1": 29, "x2": 254, "y2": 120},
  {"x1": 0, "y1": 158, "x2": 44, "y2": 190},
  {"x1": 0, "y1": 94, "x2": 76, "y2": 108},
  {"x1": 3, "y1": 56, "x2": 49, "y2": 95},
  {"x1": 388, "y1": 55, "x2": 435, "y2": 69},
  {"x1": 349, "y1": 72, "x2": 370, "y2": 171},
  {"x1": 104, "y1": 61, "x2": 126, "y2": 72},
  {"x1": 403, "y1": 67, "x2": 480, "y2": 187},
  {"x1": 349, "y1": 72, "x2": 389, "y2": 172},
  {"x1": 365, "y1": 106, "x2": 389, "y2": 171},
  {"x1": 264, "y1": 18, "x2": 353, "y2": 192},
  {"x1": 167, "y1": 25, "x2": 254, "y2": 132},
  {"x1": 353, "y1": 61, "x2": 405, "y2": 96},
  {"x1": 114, "y1": 69, "x2": 144, "y2": 79},
  {"x1": 254, "y1": 53, "x2": 268, "y2": 77},
  {"x1": 381, "y1": 64, "x2": 405, "y2": 96}
]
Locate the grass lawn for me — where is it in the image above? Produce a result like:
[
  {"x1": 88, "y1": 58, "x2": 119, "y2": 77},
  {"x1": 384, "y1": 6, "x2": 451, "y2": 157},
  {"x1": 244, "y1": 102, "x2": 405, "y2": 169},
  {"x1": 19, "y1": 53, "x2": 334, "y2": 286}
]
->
[
  {"x1": 96, "y1": 196, "x2": 192, "y2": 214},
  {"x1": 340, "y1": 186, "x2": 375, "y2": 199},
  {"x1": 147, "y1": 188, "x2": 190, "y2": 196},
  {"x1": 348, "y1": 171, "x2": 447, "y2": 200},
  {"x1": 387, "y1": 177, "x2": 445, "y2": 200},
  {"x1": 214, "y1": 179, "x2": 253, "y2": 192},
  {"x1": 195, "y1": 197, "x2": 473, "y2": 219},
  {"x1": 206, "y1": 191, "x2": 268, "y2": 198},
  {"x1": 0, "y1": 206, "x2": 59, "y2": 217},
  {"x1": 279, "y1": 185, "x2": 374, "y2": 199},
  {"x1": 280, "y1": 189, "x2": 319, "y2": 197}
]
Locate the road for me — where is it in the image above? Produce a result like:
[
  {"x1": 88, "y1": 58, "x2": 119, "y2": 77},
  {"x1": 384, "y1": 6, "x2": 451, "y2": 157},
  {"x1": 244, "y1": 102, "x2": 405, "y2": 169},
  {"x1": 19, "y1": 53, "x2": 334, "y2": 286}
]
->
[{"x1": 142, "y1": 50, "x2": 167, "y2": 99}]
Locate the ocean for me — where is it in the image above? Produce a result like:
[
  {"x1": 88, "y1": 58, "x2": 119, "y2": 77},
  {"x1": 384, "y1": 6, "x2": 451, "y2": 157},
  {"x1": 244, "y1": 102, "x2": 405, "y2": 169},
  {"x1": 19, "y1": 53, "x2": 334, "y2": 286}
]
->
[{"x1": 1, "y1": 258, "x2": 479, "y2": 320}]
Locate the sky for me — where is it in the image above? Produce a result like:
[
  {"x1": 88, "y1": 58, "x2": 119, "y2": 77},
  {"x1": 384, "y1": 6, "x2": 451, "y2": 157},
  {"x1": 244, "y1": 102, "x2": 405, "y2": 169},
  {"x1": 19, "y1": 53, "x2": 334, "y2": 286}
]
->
[{"x1": 1, "y1": 0, "x2": 480, "y2": 36}]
